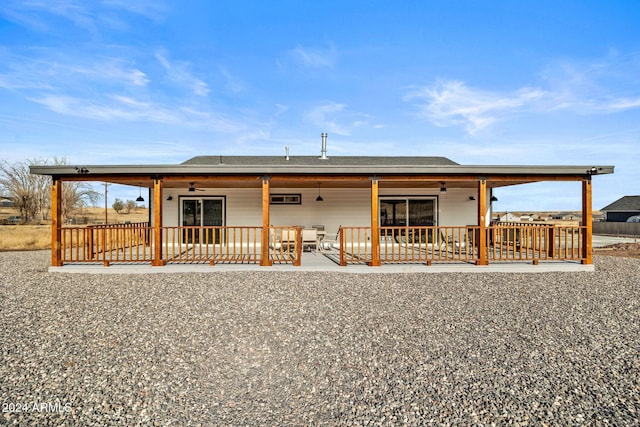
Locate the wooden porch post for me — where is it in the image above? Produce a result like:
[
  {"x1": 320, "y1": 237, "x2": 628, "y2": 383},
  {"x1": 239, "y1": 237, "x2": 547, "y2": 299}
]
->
[
  {"x1": 369, "y1": 177, "x2": 381, "y2": 266},
  {"x1": 476, "y1": 178, "x2": 489, "y2": 266},
  {"x1": 151, "y1": 177, "x2": 165, "y2": 266},
  {"x1": 51, "y1": 177, "x2": 62, "y2": 266},
  {"x1": 582, "y1": 177, "x2": 593, "y2": 265},
  {"x1": 260, "y1": 176, "x2": 272, "y2": 266}
]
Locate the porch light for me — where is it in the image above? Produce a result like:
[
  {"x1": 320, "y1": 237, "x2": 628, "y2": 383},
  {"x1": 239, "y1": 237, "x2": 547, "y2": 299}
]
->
[
  {"x1": 316, "y1": 183, "x2": 324, "y2": 202},
  {"x1": 490, "y1": 195, "x2": 498, "y2": 202},
  {"x1": 440, "y1": 182, "x2": 447, "y2": 194},
  {"x1": 136, "y1": 186, "x2": 144, "y2": 202},
  {"x1": 469, "y1": 196, "x2": 476, "y2": 201}
]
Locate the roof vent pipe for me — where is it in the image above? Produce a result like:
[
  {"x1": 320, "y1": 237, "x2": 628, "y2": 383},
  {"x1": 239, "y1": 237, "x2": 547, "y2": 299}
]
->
[
  {"x1": 319, "y1": 132, "x2": 329, "y2": 160},
  {"x1": 285, "y1": 146, "x2": 290, "y2": 161}
]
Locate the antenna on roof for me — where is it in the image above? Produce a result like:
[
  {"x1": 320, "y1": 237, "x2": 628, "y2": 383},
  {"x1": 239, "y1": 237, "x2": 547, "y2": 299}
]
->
[
  {"x1": 219, "y1": 155, "x2": 224, "y2": 164},
  {"x1": 319, "y1": 133, "x2": 329, "y2": 160}
]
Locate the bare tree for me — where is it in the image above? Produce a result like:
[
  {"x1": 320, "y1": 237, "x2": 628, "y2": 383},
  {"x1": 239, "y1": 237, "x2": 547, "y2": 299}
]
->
[
  {"x1": 0, "y1": 159, "x2": 47, "y2": 221},
  {"x1": 0, "y1": 157, "x2": 100, "y2": 222}
]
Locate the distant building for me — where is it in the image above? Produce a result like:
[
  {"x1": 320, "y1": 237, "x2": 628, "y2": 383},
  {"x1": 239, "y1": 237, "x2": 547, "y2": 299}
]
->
[
  {"x1": 497, "y1": 212, "x2": 520, "y2": 222},
  {"x1": 601, "y1": 196, "x2": 640, "y2": 222},
  {"x1": 550, "y1": 212, "x2": 582, "y2": 221},
  {"x1": 0, "y1": 198, "x2": 15, "y2": 208}
]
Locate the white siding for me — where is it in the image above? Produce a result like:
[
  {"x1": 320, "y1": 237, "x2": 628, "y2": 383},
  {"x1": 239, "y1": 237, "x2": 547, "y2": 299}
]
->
[{"x1": 161, "y1": 186, "x2": 488, "y2": 228}]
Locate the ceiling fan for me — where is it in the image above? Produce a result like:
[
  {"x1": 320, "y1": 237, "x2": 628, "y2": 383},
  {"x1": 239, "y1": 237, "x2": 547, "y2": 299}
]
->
[{"x1": 188, "y1": 182, "x2": 205, "y2": 192}]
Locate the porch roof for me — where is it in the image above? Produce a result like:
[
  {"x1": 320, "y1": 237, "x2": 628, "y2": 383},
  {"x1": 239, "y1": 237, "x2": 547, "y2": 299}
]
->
[{"x1": 29, "y1": 156, "x2": 614, "y2": 188}]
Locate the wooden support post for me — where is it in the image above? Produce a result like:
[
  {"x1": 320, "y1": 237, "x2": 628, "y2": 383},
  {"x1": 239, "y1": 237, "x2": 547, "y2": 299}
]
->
[
  {"x1": 476, "y1": 178, "x2": 489, "y2": 266},
  {"x1": 547, "y1": 226, "x2": 556, "y2": 259},
  {"x1": 293, "y1": 226, "x2": 302, "y2": 267},
  {"x1": 369, "y1": 177, "x2": 381, "y2": 266},
  {"x1": 260, "y1": 176, "x2": 273, "y2": 266},
  {"x1": 339, "y1": 228, "x2": 347, "y2": 267},
  {"x1": 151, "y1": 178, "x2": 165, "y2": 266},
  {"x1": 582, "y1": 178, "x2": 593, "y2": 265},
  {"x1": 51, "y1": 177, "x2": 62, "y2": 266}
]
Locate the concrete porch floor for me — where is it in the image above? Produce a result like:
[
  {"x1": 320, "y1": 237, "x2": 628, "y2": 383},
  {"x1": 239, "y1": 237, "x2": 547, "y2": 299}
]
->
[
  {"x1": 50, "y1": 249, "x2": 594, "y2": 274},
  {"x1": 48, "y1": 235, "x2": 639, "y2": 274}
]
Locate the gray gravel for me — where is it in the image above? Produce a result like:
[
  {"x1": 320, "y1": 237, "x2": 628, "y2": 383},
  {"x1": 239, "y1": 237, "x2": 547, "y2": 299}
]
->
[{"x1": 1, "y1": 251, "x2": 639, "y2": 426}]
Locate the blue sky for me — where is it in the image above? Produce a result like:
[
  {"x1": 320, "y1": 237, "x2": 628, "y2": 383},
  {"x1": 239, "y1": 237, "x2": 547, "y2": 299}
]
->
[{"x1": 1, "y1": 0, "x2": 639, "y2": 211}]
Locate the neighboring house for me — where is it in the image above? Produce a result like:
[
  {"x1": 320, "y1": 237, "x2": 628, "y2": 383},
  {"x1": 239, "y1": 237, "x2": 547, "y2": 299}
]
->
[
  {"x1": 600, "y1": 196, "x2": 640, "y2": 222},
  {"x1": 550, "y1": 212, "x2": 582, "y2": 221},
  {"x1": 0, "y1": 198, "x2": 15, "y2": 208},
  {"x1": 497, "y1": 212, "x2": 520, "y2": 222},
  {"x1": 30, "y1": 143, "x2": 614, "y2": 269}
]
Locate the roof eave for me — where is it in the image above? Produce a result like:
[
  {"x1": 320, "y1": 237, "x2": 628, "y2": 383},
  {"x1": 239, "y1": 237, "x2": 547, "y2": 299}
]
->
[{"x1": 30, "y1": 164, "x2": 615, "y2": 177}]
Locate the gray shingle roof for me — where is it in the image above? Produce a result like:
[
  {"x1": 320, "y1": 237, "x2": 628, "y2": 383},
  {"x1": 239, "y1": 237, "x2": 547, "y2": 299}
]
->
[
  {"x1": 601, "y1": 196, "x2": 640, "y2": 211},
  {"x1": 181, "y1": 155, "x2": 459, "y2": 166}
]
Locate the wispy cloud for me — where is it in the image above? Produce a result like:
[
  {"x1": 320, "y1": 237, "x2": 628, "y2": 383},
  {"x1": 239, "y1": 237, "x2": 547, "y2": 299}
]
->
[
  {"x1": 406, "y1": 53, "x2": 640, "y2": 134},
  {"x1": 155, "y1": 50, "x2": 209, "y2": 96},
  {"x1": 29, "y1": 93, "x2": 242, "y2": 132},
  {"x1": 0, "y1": 0, "x2": 166, "y2": 33},
  {"x1": 0, "y1": 50, "x2": 148, "y2": 91},
  {"x1": 404, "y1": 80, "x2": 545, "y2": 134},
  {"x1": 304, "y1": 102, "x2": 371, "y2": 135},
  {"x1": 287, "y1": 43, "x2": 337, "y2": 68},
  {"x1": 217, "y1": 65, "x2": 245, "y2": 93},
  {"x1": 541, "y1": 53, "x2": 640, "y2": 114}
]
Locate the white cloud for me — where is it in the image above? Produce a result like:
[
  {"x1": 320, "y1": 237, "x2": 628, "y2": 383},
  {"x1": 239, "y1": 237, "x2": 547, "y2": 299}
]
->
[
  {"x1": 404, "y1": 80, "x2": 546, "y2": 134},
  {"x1": 288, "y1": 44, "x2": 337, "y2": 68},
  {"x1": 70, "y1": 59, "x2": 149, "y2": 87},
  {"x1": 539, "y1": 53, "x2": 640, "y2": 114},
  {"x1": 403, "y1": 53, "x2": 640, "y2": 134},
  {"x1": 274, "y1": 104, "x2": 288, "y2": 115},
  {"x1": 155, "y1": 50, "x2": 210, "y2": 96},
  {"x1": 28, "y1": 93, "x2": 242, "y2": 132},
  {"x1": 0, "y1": 0, "x2": 166, "y2": 33},
  {"x1": 304, "y1": 102, "x2": 371, "y2": 136},
  {"x1": 217, "y1": 65, "x2": 245, "y2": 93},
  {"x1": 0, "y1": 51, "x2": 148, "y2": 91}
]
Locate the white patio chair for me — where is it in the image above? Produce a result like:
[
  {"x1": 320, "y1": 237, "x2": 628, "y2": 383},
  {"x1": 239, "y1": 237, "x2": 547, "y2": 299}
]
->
[{"x1": 319, "y1": 225, "x2": 341, "y2": 252}]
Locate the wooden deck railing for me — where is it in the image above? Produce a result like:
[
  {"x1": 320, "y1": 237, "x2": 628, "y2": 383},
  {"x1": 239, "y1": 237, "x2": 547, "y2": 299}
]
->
[
  {"x1": 61, "y1": 223, "x2": 152, "y2": 265},
  {"x1": 376, "y1": 226, "x2": 479, "y2": 264},
  {"x1": 488, "y1": 224, "x2": 585, "y2": 262},
  {"x1": 60, "y1": 225, "x2": 303, "y2": 265},
  {"x1": 58, "y1": 223, "x2": 586, "y2": 266},
  {"x1": 339, "y1": 224, "x2": 587, "y2": 265}
]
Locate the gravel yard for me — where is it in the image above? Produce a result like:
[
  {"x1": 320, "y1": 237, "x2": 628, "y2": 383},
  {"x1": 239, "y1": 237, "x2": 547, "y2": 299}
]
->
[{"x1": 1, "y1": 251, "x2": 639, "y2": 426}]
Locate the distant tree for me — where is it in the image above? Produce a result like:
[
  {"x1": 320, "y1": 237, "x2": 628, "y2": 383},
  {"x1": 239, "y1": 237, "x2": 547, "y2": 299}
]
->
[
  {"x1": 112, "y1": 198, "x2": 125, "y2": 214},
  {"x1": 125, "y1": 199, "x2": 136, "y2": 214},
  {"x1": 0, "y1": 159, "x2": 49, "y2": 221},
  {"x1": 61, "y1": 181, "x2": 100, "y2": 219},
  {"x1": 0, "y1": 157, "x2": 100, "y2": 222}
]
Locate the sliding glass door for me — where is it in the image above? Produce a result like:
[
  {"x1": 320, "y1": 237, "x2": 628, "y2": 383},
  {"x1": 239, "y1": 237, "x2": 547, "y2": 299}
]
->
[{"x1": 181, "y1": 197, "x2": 224, "y2": 243}]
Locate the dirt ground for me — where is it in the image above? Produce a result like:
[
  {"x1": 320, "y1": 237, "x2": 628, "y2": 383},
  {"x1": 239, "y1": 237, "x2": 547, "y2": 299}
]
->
[{"x1": 594, "y1": 243, "x2": 640, "y2": 259}]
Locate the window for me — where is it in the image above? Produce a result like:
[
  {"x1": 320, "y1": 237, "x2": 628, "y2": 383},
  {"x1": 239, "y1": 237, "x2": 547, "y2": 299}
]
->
[
  {"x1": 270, "y1": 194, "x2": 301, "y2": 205},
  {"x1": 379, "y1": 197, "x2": 437, "y2": 226}
]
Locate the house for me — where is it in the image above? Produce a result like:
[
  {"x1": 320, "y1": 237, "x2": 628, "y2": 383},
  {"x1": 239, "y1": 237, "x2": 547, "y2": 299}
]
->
[
  {"x1": 30, "y1": 140, "x2": 614, "y2": 269},
  {"x1": 0, "y1": 197, "x2": 15, "y2": 208},
  {"x1": 496, "y1": 212, "x2": 520, "y2": 223},
  {"x1": 600, "y1": 196, "x2": 640, "y2": 222},
  {"x1": 550, "y1": 212, "x2": 582, "y2": 221}
]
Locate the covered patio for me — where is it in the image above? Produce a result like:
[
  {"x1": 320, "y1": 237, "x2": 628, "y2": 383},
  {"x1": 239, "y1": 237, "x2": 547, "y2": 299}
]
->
[{"x1": 31, "y1": 156, "x2": 613, "y2": 270}]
